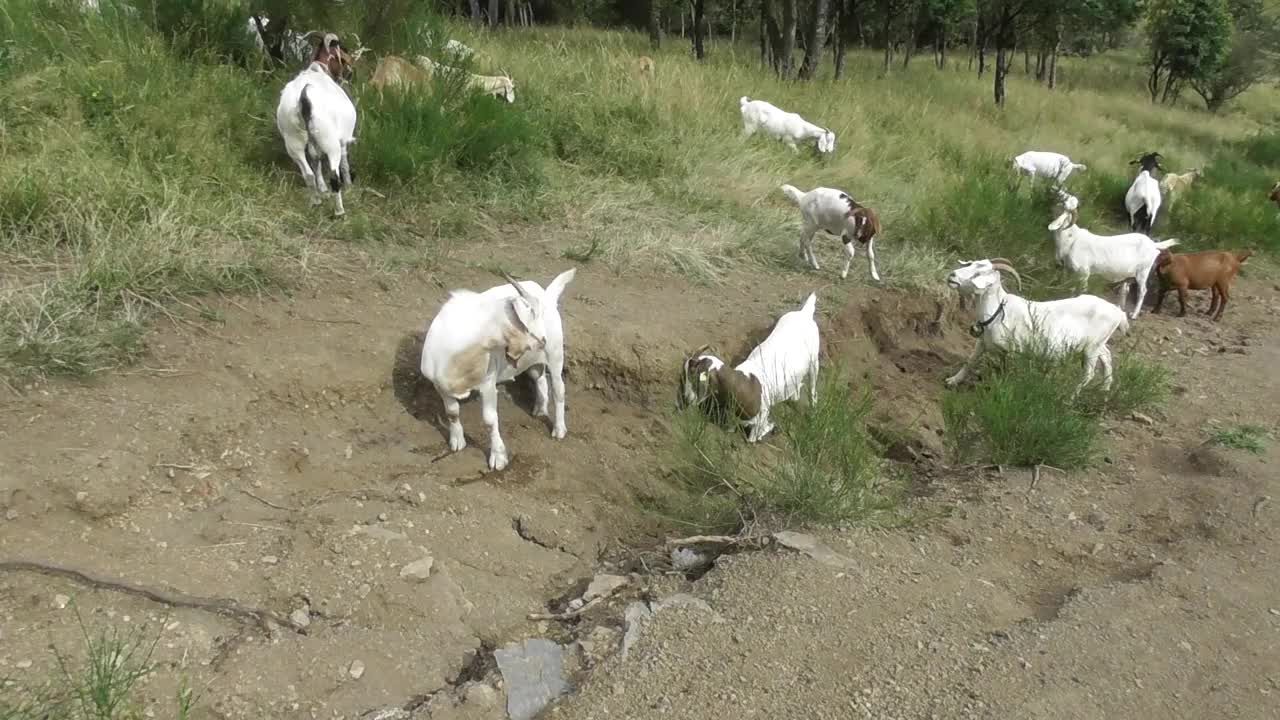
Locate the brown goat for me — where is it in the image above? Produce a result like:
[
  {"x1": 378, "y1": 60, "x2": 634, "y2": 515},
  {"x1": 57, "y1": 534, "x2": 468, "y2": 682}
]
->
[
  {"x1": 1153, "y1": 249, "x2": 1252, "y2": 321},
  {"x1": 370, "y1": 54, "x2": 431, "y2": 91},
  {"x1": 635, "y1": 55, "x2": 655, "y2": 75}
]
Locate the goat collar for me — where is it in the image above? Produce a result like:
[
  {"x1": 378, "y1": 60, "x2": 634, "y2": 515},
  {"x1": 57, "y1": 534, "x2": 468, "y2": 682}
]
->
[{"x1": 970, "y1": 299, "x2": 1007, "y2": 338}]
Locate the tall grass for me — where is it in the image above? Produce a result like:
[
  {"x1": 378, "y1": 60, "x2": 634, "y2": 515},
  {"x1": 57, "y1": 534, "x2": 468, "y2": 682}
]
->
[
  {"x1": 942, "y1": 344, "x2": 1171, "y2": 469},
  {"x1": 652, "y1": 370, "x2": 902, "y2": 532}
]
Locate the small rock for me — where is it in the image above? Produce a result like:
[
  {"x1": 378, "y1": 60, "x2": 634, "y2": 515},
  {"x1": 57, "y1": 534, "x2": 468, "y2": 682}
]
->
[
  {"x1": 495, "y1": 639, "x2": 569, "y2": 720},
  {"x1": 1179, "y1": 641, "x2": 1192, "y2": 652},
  {"x1": 1130, "y1": 411, "x2": 1155, "y2": 426},
  {"x1": 15, "y1": 660, "x2": 32, "y2": 670},
  {"x1": 377, "y1": 512, "x2": 389, "y2": 522},
  {"x1": 622, "y1": 601, "x2": 653, "y2": 658},
  {"x1": 347, "y1": 660, "x2": 365, "y2": 680},
  {"x1": 260, "y1": 555, "x2": 279, "y2": 565},
  {"x1": 1269, "y1": 608, "x2": 1280, "y2": 616},
  {"x1": 289, "y1": 608, "x2": 311, "y2": 628},
  {"x1": 582, "y1": 574, "x2": 629, "y2": 603},
  {"x1": 3, "y1": 509, "x2": 17, "y2": 521},
  {"x1": 53, "y1": 594, "x2": 70, "y2": 610},
  {"x1": 357, "y1": 583, "x2": 372, "y2": 598},
  {"x1": 670, "y1": 547, "x2": 710, "y2": 571},
  {"x1": 772, "y1": 531, "x2": 856, "y2": 568},
  {"x1": 399, "y1": 556, "x2": 435, "y2": 582},
  {"x1": 463, "y1": 683, "x2": 497, "y2": 708},
  {"x1": 75, "y1": 491, "x2": 89, "y2": 503},
  {"x1": 1086, "y1": 511, "x2": 1109, "y2": 531}
]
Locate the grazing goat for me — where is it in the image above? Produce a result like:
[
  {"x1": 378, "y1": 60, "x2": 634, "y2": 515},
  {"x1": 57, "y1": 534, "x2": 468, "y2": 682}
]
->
[
  {"x1": 1153, "y1": 249, "x2": 1252, "y2": 321},
  {"x1": 411, "y1": 56, "x2": 515, "y2": 102},
  {"x1": 740, "y1": 97, "x2": 835, "y2": 155},
  {"x1": 1011, "y1": 151, "x2": 1087, "y2": 187},
  {"x1": 944, "y1": 260, "x2": 1129, "y2": 393},
  {"x1": 1125, "y1": 151, "x2": 1164, "y2": 233},
  {"x1": 780, "y1": 184, "x2": 881, "y2": 282},
  {"x1": 635, "y1": 55, "x2": 655, "y2": 75},
  {"x1": 1047, "y1": 209, "x2": 1178, "y2": 319},
  {"x1": 420, "y1": 269, "x2": 577, "y2": 470},
  {"x1": 370, "y1": 54, "x2": 431, "y2": 91},
  {"x1": 680, "y1": 293, "x2": 820, "y2": 443},
  {"x1": 275, "y1": 46, "x2": 357, "y2": 216},
  {"x1": 1159, "y1": 168, "x2": 1202, "y2": 207}
]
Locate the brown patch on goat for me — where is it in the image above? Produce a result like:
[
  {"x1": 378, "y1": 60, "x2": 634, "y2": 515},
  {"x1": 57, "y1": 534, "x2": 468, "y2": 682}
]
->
[
  {"x1": 684, "y1": 357, "x2": 763, "y2": 423},
  {"x1": 371, "y1": 54, "x2": 429, "y2": 91},
  {"x1": 1153, "y1": 249, "x2": 1251, "y2": 321},
  {"x1": 842, "y1": 203, "x2": 880, "y2": 246},
  {"x1": 312, "y1": 33, "x2": 353, "y2": 82},
  {"x1": 437, "y1": 300, "x2": 538, "y2": 397}
]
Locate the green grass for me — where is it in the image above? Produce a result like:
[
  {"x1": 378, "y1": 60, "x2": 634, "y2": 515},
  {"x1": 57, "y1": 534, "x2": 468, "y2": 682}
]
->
[
  {"x1": 651, "y1": 369, "x2": 904, "y2": 533},
  {"x1": 3, "y1": 4, "x2": 1280, "y2": 381},
  {"x1": 1208, "y1": 423, "x2": 1269, "y2": 453},
  {"x1": 0, "y1": 606, "x2": 197, "y2": 720},
  {"x1": 942, "y1": 345, "x2": 1172, "y2": 469}
]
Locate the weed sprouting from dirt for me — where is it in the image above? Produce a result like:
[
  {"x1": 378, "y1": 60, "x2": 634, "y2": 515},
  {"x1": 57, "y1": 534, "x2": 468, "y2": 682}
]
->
[
  {"x1": 942, "y1": 345, "x2": 1171, "y2": 469},
  {"x1": 1208, "y1": 424, "x2": 1268, "y2": 453},
  {"x1": 0, "y1": 605, "x2": 199, "y2": 720},
  {"x1": 653, "y1": 368, "x2": 902, "y2": 532}
]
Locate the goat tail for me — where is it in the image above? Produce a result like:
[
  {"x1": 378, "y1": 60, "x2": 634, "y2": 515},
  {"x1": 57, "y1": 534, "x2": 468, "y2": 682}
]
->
[
  {"x1": 780, "y1": 184, "x2": 805, "y2": 205},
  {"x1": 544, "y1": 268, "x2": 578, "y2": 309},
  {"x1": 799, "y1": 292, "x2": 817, "y2": 316},
  {"x1": 1153, "y1": 238, "x2": 1180, "y2": 250},
  {"x1": 299, "y1": 85, "x2": 343, "y2": 193}
]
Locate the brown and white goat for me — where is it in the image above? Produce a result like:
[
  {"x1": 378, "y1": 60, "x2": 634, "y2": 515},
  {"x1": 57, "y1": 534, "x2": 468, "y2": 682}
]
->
[
  {"x1": 370, "y1": 54, "x2": 431, "y2": 91},
  {"x1": 780, "y1": 184, "x2": 882, "y2": 282},
  {"x1": 635, "y1": 55, "x2": 655, "y2": 75},
  {"x1": 1153, "y1": 249, "x2": 1252, "y2": 321}
]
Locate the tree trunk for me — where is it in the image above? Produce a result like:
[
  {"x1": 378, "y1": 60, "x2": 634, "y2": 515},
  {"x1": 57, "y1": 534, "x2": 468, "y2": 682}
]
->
[
  {"x1": 1048, "y1": 42, "x2": 1058, "y2": 89},
  {"x1": 506, "y1": 0, "x2": 514, "y2": 26},
  {"x1": 487, "y1": 0, "x2": 498, "y2": 26},
  {"x1": 976, "y1": 15, "x2": 985, "y2": 76},
  {"x1": 761, "y1": 0, "x2": 770, "y2": 67},
  {"x1": 1023, "y1": 47, "x2": 1029, "y2": 74},
  {"x1": 692, "y1": 0, "x2": 706, "y2": 60},
  {"x1": 833, "y1": 0, "x2": 848, "y2": 79},
  {"x1": 780, "y1": 0, "x2": 798, "y2": 78},
  {"x1": 798, "y1": 0, "x2": 830, "y2": 79},
  {"x1": 731, "y1": 0, "x2": 738, "y2": 43},
  {"x1": 994, "y1": 44, "x2": 1006, "y2": 105},
  {"x1": 881, "y1": 5, "x2": 892, "y2": 72},
  {"x1": 649, "y1": 0, "x2": 662, "y2": 49},
  {"x1": 469, "y1": 0, "x2": 481, "y2": 24}
]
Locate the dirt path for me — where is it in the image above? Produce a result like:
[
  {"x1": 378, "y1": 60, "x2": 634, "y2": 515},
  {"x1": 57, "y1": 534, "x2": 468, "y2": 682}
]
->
[{"x1": 1, "y1": 237, "x2": 1277, "y2": 719}]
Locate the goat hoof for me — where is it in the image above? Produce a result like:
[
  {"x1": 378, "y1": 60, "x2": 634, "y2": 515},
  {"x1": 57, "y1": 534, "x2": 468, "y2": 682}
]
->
[
  {"x1": 449, "y1": 431, "x2": 466, "y2": 452},
  {"x1": 488, "y1": 448, "x2": 510, "y2": 471},
  {"x1": 551, "y1": 425, "x2": 567, "y2": 440}
]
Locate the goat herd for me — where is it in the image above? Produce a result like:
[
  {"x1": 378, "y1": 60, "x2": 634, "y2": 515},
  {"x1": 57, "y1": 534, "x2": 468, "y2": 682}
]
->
[{"x1": 248, "y1": 21, "x2": 1255, "y2": 471}]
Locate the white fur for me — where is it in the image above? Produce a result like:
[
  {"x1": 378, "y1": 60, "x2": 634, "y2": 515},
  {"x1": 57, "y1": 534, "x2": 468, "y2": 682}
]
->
[
  {"x1": 780, "y1": 184, "x2": 879, "y2": 281},
  {"x1": 1047, "y1": 211, "x2": 1179, "y2": 319},
  {"x1": 683, "y1": 293, "x2": 821, "y2": 443},
  {"x1": 276, "y1": 62, "x2": 357, "y2": 216},
  {"x1": 944, "y1": 260, "x2": 1129, "y2": 393},
  {"x1": 740, "y1": 97, "x2": 835, "y2": 154},
  {"x1": 1011, "y1": 151, "x2": 1087, "y2": 185},
  {"x1": 420, "y1": 269, "x2": 576, "y2": 471},
  {"x1": 1055, "y1": 187, "x2": 1079, "y2": 212},
  {"x1": 414, "y1": 56, "x2": 514, "y2": 103},
  {"x1": 1125, "y1": 170, "x2": 1162, "y2": 233}
]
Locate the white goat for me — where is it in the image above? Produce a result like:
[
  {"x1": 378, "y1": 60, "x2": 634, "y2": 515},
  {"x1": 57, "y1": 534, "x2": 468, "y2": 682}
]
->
[
  {"x1": 780, "y1": 184, "x2": 881, "y2": 281},
  {"x1": 680, "y1": 293, "x2": 820, "y2": 443},
  {"x1": 1159, "y1": 168, "x2": 1201, "y2": 207},
  {"x1": 420, "y1": 269, "x2": 576, "y2": 471},
  {"x1": 740, "y1": 97, "x2": 835, "y2": 155},
  {"x1": 1011, "y1": 151, "x2": 1087, "y2": 186},
  {"x1": 1055, "y1": 187, "x2": 1079, "y2": 212},
  {"x1": 276, "y1": 58, "x2": 357, "y2": 216},
  {"x1": 1047, "y1": 210, "x2": 1179, "y2": 319},
  {"x1": 412, "y1": 56, "x2": 515, "y2": 103},
  {"x1": 944, "y1": 259, "x2": 1129, "y2": 392},
  {"x1": 1125, "y1": 152, "x2": 1164, "y2": 233}
]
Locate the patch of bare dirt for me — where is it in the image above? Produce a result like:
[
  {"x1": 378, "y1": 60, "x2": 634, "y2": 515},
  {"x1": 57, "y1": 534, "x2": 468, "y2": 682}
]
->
[{"x1": 2, "y1": 235, "x2": 1278, "y2": 719}]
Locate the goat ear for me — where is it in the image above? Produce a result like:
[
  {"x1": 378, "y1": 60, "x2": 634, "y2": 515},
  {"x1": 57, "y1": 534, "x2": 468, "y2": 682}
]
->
[{"x1": 509, "y1": 296, "x2": 537, "y2": 333}]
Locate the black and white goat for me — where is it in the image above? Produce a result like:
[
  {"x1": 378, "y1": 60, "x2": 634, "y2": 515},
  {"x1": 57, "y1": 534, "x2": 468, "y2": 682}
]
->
[{"x1": 275, "y1": 36, "x2": 357, "y2": 216}]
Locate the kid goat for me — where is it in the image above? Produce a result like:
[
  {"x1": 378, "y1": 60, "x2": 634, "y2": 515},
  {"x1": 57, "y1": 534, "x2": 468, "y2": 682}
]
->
[
  {"x1": 740, "y1": 97, "x2": 835, "y2": 155},
  {"x1": 680, "y1": 293, "x2": 820, "y2": 443},
  {"x1": 1047, "y1": 209, "x2": 1178, "y2": 319},
  {"x1": 1010, "y1": 150, "x2": 1087, "y2": 187},
  {"x1": 944, "y1": 260, "x2": 1128, "y2": 393},
  {"x1": 275, "y1": 35, "x2": 357, "y2": 216},
  {"x1": 420, "y1": 269, "x2": 576, "y2": 471},
  {"x1": 780, "y1": 184, "x2": 882, "y2": 282}
]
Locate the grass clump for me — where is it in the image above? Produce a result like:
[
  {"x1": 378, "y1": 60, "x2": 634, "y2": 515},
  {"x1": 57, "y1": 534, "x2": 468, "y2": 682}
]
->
[
  {"x1": 942, "y1": 345, "x2": 1171, "y2": 469},
  {"x1": 0, "y1": 607, "x2": 197, "y2": 720},
  {"x1": 1208, "y1": 424, "x2": 1268, "y2": 453},
  {"x1": 652, "y1": 370, "x2": 902, "y2": 533}
]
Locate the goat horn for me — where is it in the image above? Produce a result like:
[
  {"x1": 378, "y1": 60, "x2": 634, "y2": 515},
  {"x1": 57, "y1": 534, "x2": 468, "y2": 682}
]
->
[
  {"x1": 496, "y1": 269, "x2": 533, "y2": 302},
  {"x1": 990, "y1": 262, "x2": 1023, "y2": 290},
  {"x1": 691, "y1": 343, "x2": 712, "y2": 357}
]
